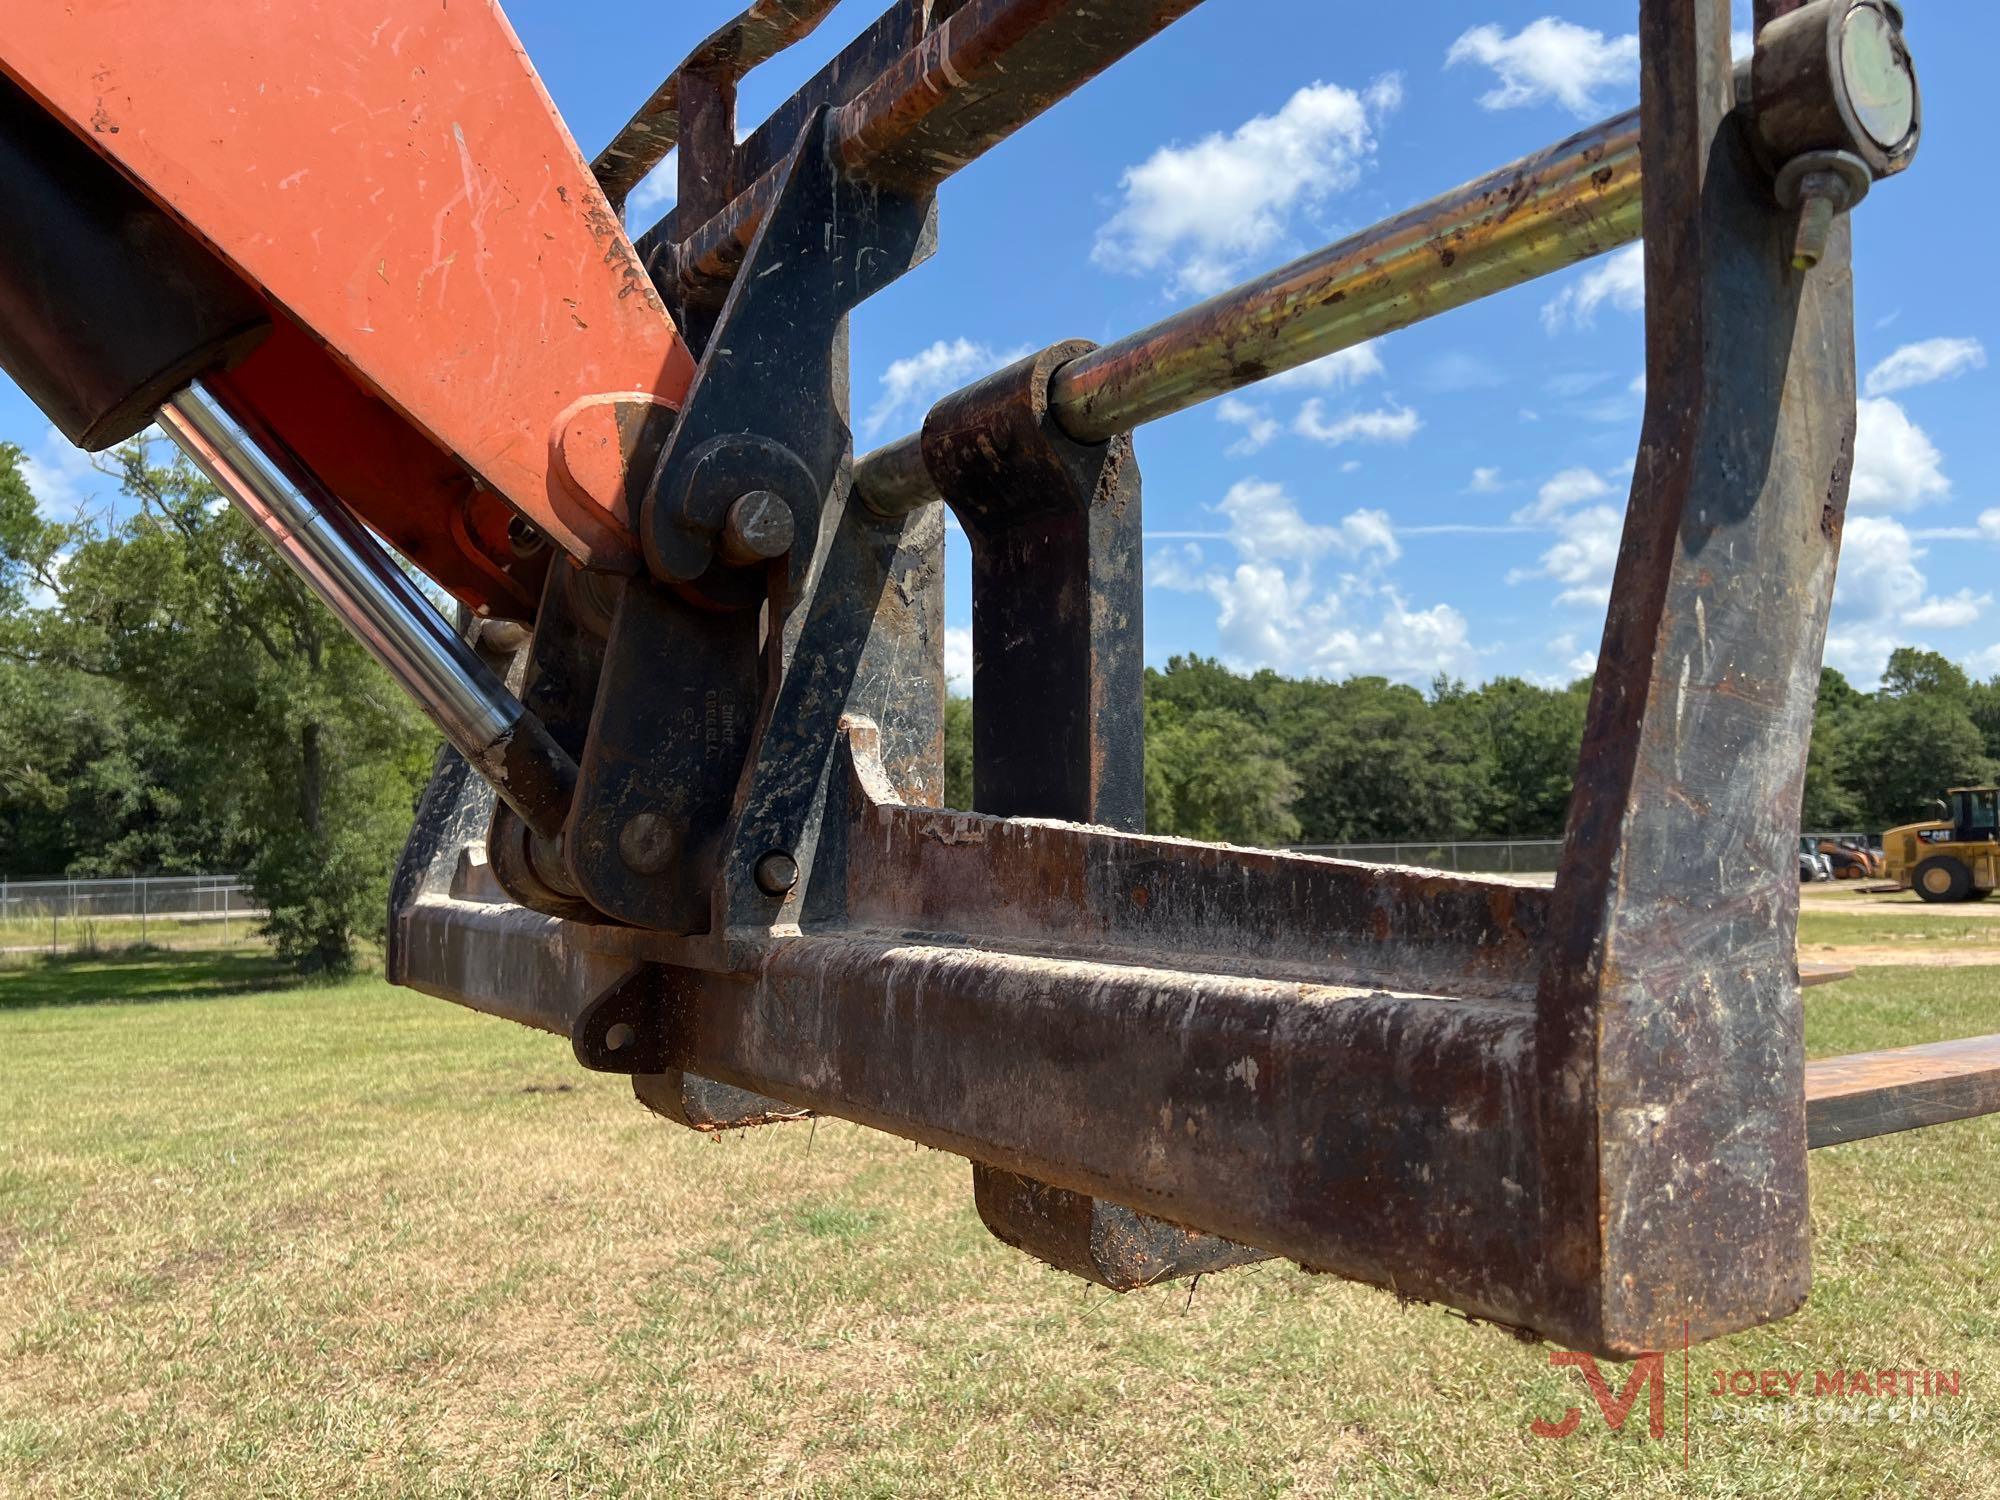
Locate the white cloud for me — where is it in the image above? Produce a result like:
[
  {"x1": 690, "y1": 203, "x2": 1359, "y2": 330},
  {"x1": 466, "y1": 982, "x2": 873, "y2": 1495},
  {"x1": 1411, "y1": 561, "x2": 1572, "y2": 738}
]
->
[
  {"x1": 943, "y1": 626, "x2": 973, "y2": 697},
  {"x1": 1092, "y1": 77, "x2": 1402, "y2": 296},
  {"x1": 1905, "y1": 594, "x2": 1987, "y2": 630},
  {"x1": 624, "y1": 152, "x2": 678, "y2": 222},
  {"x1": 1214, "y1": 478, "x2": 1401, "y2": 565},
  {"x1": 1541, "y1": 244, "x2": 1645, "y2": 332},
  {"x1": 862, "y1": 338, "x2": 1028, "y2": 439},
  {"x1": 1213, "y1": 343, "x2": 1390, "y2": 454},
  {"x1": 1850, "y1": 397, "x2": 1949, "y2": 512},
  {"x1": 1544, "y1": 370, "x2": 1610, "y2": 399},
  {"x1": 1468, "y1": 467, "x2": 1504, "y2": 494},
  {"x1": 1512, "y1": 466, "x2": 1612, "y2": 525},
  {"x1": 1825, "y1": 514, "x2": 1991, "y2": 684},
  {"x1": 1421, "y1": 351, "x2": 1507, "y2": 393},
  {"x1": 1920, "y1": 514, "x2": 2000, "y2": 542},
  {"x1": 1507, "y1": 466, "x2": 1626, "y2": 606},
  {"x1": 1446, "y1": 19, "x2": 1638, "y2": 118},
  {"x1": 1294, "y1": 401, "x2": 1421, "y2": 447},
  {"x1": 1267, "y1": 341, "x2": 1386, "y2": 390},
  {"x1": 1548, "y1": 365, "x2": 1644, "y2": 424},
  {"x1": 1508, "y1": 503, "x2": 1623, "y2": 608},
  {"x1": 1548, "y1": 632, "x2": 1599, "y2": 678},
  {"x1": 1152, "y1": 479, "x2": 1471, "y2": 681},
  {"x1": 1864, "y1": 337, "x2": 1986, "y2": 397},
  {"x1": 1217, "y1": 397, "x2": 1280, "y2": 456},
  {"x1": 19, "y1": 426, "x2": 104, "y2": 518}
]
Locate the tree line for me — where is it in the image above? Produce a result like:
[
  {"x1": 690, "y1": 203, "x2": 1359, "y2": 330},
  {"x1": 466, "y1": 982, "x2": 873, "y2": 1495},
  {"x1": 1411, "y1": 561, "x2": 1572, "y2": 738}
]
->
[
  {"x1": 941, "y1": 651, "x2": 2000, "y2": 850},
  {"x1": 1111, "y1": 650, "x2": 2000, "y2": 850},
  {"x1": 1, "y1": 442, "x2": 433, "y2": 971},
  {"x1": 6, "y1": 441, "x2": 1998, "y2": 970}
]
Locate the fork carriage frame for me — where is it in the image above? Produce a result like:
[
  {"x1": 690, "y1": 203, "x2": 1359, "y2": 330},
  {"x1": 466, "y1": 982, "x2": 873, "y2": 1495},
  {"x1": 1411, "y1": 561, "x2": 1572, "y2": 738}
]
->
[
  {"x1": 393, "y1": 0, "x2": 1958, "y2": 1357},
  {"x1": 4, "y1": 0, "x2": 1980, "y2": 1357}
]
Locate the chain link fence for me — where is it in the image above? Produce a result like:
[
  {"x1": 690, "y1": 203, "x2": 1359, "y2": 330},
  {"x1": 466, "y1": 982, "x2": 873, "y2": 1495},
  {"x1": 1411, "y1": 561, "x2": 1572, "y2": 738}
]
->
[{"x1": 0, "y1": 875, "x2": 263, "y2": 956}]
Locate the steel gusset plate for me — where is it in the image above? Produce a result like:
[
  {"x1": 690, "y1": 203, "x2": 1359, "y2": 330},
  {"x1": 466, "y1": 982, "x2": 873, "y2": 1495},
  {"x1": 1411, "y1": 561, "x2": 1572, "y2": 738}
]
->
[
  {"x1": 562, "y1": 106, "x2": 934, "y2": 933},
  {"x1": 639, "y1": 105, "x2": 936, "y2": 602}
]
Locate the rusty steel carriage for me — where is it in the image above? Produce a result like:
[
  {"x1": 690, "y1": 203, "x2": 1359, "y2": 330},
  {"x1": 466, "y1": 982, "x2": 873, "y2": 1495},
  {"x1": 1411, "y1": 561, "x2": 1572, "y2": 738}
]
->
[{"x1": 0, "y1": 0, "x2": 1986, "y2": 1358}]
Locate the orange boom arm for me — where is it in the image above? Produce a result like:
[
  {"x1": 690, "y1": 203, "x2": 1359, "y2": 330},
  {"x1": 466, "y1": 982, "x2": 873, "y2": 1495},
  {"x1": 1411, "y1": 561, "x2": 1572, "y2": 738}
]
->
[{"x1": 1, "y1": 0, "x2": 695, "y2": 607}]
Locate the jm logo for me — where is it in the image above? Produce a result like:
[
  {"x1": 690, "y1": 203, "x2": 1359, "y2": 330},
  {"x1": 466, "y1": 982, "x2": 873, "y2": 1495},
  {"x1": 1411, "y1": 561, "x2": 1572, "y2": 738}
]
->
[{"x1": 1531, "y1": 1352, "x2": 1667, "y2": 1440}]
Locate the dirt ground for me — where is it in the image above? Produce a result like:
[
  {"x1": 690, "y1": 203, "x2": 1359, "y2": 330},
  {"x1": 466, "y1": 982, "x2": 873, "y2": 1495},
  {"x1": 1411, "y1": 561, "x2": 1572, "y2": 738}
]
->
[
  {"x1": 1804, "y1": 943, "x2": 2000, "y2": 968},
  {"x1": 1803, "y1": 892, "x2": 2000, "y2": 918},
  {"x1": 1798, "y1": 883, "x2": 2000, "y2": 966}
]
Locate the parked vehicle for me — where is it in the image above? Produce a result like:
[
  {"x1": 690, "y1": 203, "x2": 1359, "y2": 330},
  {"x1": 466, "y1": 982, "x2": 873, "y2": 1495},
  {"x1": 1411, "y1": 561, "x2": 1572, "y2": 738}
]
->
[
  {"x1": 1884, "y1": 788, "x2": 2000, "y2": 903},
  {"x1": 1799, "y1": 837, "x2": 1834, "y2": 883},
  {"x1": 1818, "y1": 836, "x2": 1884, "y2": 880}
]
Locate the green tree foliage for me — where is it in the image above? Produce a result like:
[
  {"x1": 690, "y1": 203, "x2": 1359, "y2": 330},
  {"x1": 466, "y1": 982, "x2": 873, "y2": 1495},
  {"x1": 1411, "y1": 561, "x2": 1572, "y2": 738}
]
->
[
  {"x1": 0, "y1": 441, "x2": 434, "y2": 971},
  {"x1": 1880, "y1": 647, "x2": 1970, "y2": 702},
  {"x1": 940, "y1": 649, "x2": 2000, "y2": 847},
  {"x1": 1447, "y1": 676, "x2": 1592, "y2": 838},
  {"x1": 1971, "y1": 678, "x2": 2000, "y2": 766},
  {"x1": 941, "y1": 695, "x2": 972, "y2": 811},
  {"x1": 1144, "y1": 700, "x2": 1301, "y2": 846},
  {"x1": 0, "y1": 660, "x2": 230, "y2": 876},
  {"x1": 1841, "y1": 650, "x2": 1999, "y2": 834},
  {"x1": 1802, "y1": 668, "x2": 1865, "y2": 831}
]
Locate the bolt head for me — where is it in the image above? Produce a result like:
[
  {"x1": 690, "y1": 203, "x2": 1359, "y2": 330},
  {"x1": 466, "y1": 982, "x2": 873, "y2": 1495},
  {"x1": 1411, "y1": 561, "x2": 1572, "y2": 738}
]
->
[
  {"x1": 753, "y1": 849, "x2": 800, "y2": 897},
  {"x1": 618, "y1": 812, "x2": 679, "y2": 876},
  {"x1": 720, "y1": 491, "x2": 795, "y2": 567}
]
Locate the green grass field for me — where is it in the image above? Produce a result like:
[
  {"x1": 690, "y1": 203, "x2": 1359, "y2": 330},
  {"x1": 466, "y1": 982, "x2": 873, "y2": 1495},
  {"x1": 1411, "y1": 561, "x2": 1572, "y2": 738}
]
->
[
  {"x1": 1797, "y1": 909, "x2": 2000, "y2": 949},
  {"x1": 3, "y1": 949, "x2": 1998, "y2": 1497}
]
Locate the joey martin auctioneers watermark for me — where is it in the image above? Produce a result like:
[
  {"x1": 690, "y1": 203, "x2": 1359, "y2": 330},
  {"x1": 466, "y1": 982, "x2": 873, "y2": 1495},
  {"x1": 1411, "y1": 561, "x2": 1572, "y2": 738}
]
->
[{"x1": 1529, "y1": 1332, "x2": 1967, "y2": 1463}]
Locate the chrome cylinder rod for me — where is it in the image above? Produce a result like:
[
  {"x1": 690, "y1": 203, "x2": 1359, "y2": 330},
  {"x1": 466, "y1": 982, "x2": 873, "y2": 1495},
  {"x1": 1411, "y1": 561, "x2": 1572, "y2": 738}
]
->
[
  {"x1": 855, "y1": 106, "x2": 1641, "y2": 514},
  {"x1": 158, "y1": 386, "x2": 577, "y2": 841}
]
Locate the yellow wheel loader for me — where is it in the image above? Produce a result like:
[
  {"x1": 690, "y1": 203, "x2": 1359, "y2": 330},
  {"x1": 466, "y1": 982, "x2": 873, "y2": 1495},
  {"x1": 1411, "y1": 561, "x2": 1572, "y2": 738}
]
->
[{"x1": 1885, "y1": 789, "x2": 2000, "y2": 903}]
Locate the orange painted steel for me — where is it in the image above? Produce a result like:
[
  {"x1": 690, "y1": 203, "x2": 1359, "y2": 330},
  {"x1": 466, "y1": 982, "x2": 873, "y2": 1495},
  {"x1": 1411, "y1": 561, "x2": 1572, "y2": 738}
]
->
[
  {"x1": 1, "y1": 0, "x2": 696, "y2": 576},
  {"x1": 205, "y1": 320, "x2": 541, "y2": 618}
]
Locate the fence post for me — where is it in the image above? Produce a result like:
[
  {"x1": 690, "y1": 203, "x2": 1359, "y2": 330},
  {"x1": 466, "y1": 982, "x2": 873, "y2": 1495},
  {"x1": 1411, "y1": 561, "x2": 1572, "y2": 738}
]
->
[{"x1": 141, "y1": 877, "x2": 149, "y2": 945}]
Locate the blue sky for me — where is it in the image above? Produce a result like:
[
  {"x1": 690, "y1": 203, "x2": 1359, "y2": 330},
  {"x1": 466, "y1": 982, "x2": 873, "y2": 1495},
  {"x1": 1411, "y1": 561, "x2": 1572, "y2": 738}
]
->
[{"x1": 10, "y1": 1, "x2": 1994, "y2": 692}]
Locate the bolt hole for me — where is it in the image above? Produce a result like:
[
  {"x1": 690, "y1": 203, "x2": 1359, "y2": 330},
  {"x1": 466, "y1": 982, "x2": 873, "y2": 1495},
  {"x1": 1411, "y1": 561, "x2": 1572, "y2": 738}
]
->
[{"x1": 604, "y1": 1022, "x2": 635, "y2": 1053}]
